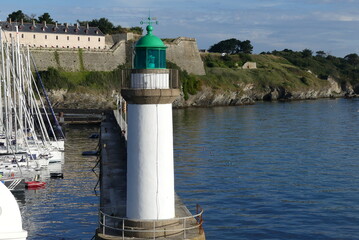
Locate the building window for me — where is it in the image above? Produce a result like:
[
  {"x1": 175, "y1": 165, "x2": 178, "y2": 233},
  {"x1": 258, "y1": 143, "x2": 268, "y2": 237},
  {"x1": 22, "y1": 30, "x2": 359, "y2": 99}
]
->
[
  {"x1": 9, "y1": 33, "x2": 12, "y2": 38},
  {"x1": 56, "y1": 45, "x2": 58, "y2": 48},
  {"x1": 21, "y1": 34, "x2": 24, "y2": 38},
  {"x1": 78, "y1": 37, "x2": 80, "y2": 41},
  {"x1": 67, "y1": 46, "x2": 69, "y2": 48},
  {"x1": 67, "y1": 36, "x2": 69, "y2": 40},
  {"x1": 56, "y1": 36, "x2": 58, "y2": 40},
  {"x1": 98, "y1": 38, "x2": 101, "y2": 42},
  {"x1": 33, "y1": 35, "x2": 36, "y2": 39},
  {"x1": 88, "y1": 37, "x2": 90, "y2": 41},
  {"x1": 45, "y1": 35, "x2": 47, "y2": 39}
]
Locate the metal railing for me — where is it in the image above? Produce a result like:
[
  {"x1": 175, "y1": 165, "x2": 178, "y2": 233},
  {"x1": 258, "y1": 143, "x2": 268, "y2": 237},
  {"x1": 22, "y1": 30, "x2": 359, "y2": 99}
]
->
[
  {"x1": 98, "y1": 204, "x2": 204, "y2": 239},
  {"x1": 120, "y1": 69, "x2": 180, "y2": 90}
]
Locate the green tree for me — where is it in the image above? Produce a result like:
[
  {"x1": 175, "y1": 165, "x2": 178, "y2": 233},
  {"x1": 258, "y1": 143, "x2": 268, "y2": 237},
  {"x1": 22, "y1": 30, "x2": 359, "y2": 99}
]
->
[
  {"x1": 316, "y1": 50, "x2": 327, "y2": 58},
  {"x1": 38, "y1": 12, "x2": 55, "y2": 24},
  {"x1": 240, "y1": 40, "x2": 253, "y2": 54},
  {"x1": 89, "y1": 18, "x2": 115, "y2": 34},
  {"x1": 209, "y1": 38, "x2": 253, "y2": 54},
  {"x1": 8, "y1": 10, "x2": 31, "y2": 22},
  {"x1": 208, "y1": 38, "x2": 241, "y2": 54},
  {"x1": 344, "y1": 53, "x2": 359, "y2": 67},
  {"x1": 301, "y1": 49, "x2": 313, "y2": 58}
]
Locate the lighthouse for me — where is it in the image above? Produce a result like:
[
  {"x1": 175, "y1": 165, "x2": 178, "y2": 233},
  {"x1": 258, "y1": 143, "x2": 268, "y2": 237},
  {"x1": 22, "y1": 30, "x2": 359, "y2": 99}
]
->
[{"x1": 121, "y1": 18, "x2": 180, "y2": 220}]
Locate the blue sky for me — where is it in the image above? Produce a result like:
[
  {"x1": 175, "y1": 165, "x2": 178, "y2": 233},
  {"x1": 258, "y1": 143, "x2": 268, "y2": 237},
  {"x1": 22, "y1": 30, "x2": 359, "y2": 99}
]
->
[{"x1": 2, "y1": 0, "x2": 359, "y2": 57}]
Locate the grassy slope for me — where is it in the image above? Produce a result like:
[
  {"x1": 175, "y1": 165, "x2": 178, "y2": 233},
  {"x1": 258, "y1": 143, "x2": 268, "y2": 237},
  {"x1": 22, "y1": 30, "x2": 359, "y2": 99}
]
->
[{"x1": 199, "y1": 53, "x2": 329, "y2": 94}]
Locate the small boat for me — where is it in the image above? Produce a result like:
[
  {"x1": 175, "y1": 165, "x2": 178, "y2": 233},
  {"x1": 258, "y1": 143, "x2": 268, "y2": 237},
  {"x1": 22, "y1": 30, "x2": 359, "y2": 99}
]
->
[
  {"x1": 1, "y1": 178, "x2": 26, "y2": 191},
  {"x1": 50, "y1": 172, "x2": 64, "y2": 178},
  {"x1": 82, "y1": 150, "x2": 99, "y2": 156},
  {"x1": 25, "y1": 181, "x2": 46, "y2": 189}
]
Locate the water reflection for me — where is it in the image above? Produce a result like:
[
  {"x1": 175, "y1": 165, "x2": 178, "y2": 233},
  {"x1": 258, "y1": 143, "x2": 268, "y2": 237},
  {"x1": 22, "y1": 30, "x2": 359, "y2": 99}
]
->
[{"x1": 15, "y1": 125, "x2": 100, "y2": 240}]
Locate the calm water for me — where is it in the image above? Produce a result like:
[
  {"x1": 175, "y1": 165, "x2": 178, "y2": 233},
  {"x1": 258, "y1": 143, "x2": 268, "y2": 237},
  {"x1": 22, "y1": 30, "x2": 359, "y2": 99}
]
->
[
  {"x1": 15, "y1": 98, "x2": 359, "y2": 239},
  {"x1": 16, "y1": 125, "x2": 100, "y2": 240},
  {"x1": 173, "y1": 98, "x2": 359, "y2": 240}
]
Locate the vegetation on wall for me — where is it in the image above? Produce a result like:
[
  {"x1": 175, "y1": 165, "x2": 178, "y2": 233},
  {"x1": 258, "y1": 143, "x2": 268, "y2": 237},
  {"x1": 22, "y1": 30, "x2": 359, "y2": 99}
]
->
[
  {"x1": 37, "y1": 65, "x2": 126, "y2": 94},
  {"x1": 78, "y1": 49, "x2": 85, "y2": 72},
  {"x1": 167, "y1": 61, "x2": 201, "y2": 100}
]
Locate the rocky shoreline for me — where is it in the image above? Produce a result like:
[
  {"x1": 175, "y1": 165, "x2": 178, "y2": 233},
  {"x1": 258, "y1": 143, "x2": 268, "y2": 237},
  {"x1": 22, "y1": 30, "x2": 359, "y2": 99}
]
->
[{"x1": 47, "y1": 78, "x2": 358, "y2": 110}]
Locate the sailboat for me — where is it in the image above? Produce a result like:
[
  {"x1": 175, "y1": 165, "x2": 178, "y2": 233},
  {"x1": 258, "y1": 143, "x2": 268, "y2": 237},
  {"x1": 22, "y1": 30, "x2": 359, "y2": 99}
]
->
[{"x1": 0, "y1": 25, "x2": 65, "y2": 190}]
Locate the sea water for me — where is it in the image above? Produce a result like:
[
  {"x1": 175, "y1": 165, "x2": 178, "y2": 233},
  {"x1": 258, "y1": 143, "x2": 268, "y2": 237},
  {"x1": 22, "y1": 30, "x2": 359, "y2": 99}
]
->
[
  {"x1": 173, "y1": 98, "x2": 359, "y2": 240},
  {"x1": 16, "y1": 98, "x2": 359, "y2": 239}
]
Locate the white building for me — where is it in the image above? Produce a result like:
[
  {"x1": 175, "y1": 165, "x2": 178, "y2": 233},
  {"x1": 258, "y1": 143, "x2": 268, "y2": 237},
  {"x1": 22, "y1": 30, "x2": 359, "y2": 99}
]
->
[{"x1": 0, "y1": 20, "x2": 106, "y2": 50}]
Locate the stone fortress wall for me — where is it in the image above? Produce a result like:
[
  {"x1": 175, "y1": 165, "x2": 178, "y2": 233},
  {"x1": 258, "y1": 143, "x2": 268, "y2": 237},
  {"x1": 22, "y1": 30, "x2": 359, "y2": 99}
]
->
[{"x1": 31, "y1": 33, "x2": 205, "y2": 75}]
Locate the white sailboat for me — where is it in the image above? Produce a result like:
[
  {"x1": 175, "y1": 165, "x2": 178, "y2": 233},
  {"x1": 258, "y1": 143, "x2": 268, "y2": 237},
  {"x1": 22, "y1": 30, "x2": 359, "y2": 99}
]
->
[{"x1": 0, "y1": 25, "x2": 65, "y2": 190}]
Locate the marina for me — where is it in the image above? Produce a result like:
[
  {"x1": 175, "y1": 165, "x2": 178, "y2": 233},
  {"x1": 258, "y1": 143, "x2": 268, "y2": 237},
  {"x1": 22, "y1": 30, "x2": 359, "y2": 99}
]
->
[{"x1": 1, "y1": 8, "x2": 359, "y2": 240}]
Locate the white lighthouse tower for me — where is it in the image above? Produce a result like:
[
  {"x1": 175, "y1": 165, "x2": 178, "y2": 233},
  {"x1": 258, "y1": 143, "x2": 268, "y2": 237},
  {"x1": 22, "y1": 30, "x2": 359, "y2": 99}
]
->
[{"x1": 121, "y1": 18, "x2": 180, "y2": 220}]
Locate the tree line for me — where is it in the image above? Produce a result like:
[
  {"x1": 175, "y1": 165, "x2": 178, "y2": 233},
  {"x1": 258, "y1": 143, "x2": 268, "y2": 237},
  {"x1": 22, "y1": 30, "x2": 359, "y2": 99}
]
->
[
  {"x1": 208, "y1": 37, "x2": 359, "y2": 85},
  {"x1": 6, "y1": 10, "x2": 143, "y2": 35}
]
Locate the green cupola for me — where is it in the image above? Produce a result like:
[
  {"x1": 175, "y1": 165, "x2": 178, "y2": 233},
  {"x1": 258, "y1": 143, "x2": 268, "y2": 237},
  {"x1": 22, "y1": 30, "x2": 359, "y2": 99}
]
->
[{"x1": 134, "y1": 19, "x2": 167, "y2": 69}]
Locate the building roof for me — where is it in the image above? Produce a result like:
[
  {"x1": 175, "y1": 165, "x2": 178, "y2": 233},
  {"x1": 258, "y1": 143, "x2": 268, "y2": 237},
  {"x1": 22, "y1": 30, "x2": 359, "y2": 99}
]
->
[{"x1": 0, "y1": 21, "x2": 105, "y2": 36}]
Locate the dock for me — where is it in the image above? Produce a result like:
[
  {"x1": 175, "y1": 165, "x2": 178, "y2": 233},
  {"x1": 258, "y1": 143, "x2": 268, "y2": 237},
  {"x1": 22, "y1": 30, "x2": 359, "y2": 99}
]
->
[{"x1": 95, "y1": 111, "x2": 205, "y2": 240}]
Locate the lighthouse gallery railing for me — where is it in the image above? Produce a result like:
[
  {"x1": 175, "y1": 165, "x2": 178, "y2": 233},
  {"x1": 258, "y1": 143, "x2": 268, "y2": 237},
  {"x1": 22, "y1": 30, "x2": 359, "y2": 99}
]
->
[
  {"x1": 120, "y1": 69, "x2": 180, "y2": 90},
  {"x1": 98, "y1": 204, "x2": 204, "y2": 239}
]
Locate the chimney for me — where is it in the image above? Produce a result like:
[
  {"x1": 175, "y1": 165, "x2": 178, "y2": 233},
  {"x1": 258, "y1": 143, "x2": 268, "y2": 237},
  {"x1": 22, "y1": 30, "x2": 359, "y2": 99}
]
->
[
  {"x1": 32, "y1": 19, "x2": 36, "y2": 27},
  {"x1": 65, "y1": 23, "x2": 68, "y2": 28},
  {"x1": 55, "y1": 22, "x2": 58, "y2": 28},
  {"x1": 43, "y1": 21, "x2": 47, "y2": 28},
  {"x1": 9, "y1": 18, "x2": 12, "y2": 24},
  {"x1": 21, "y1": 19, "x2": 24, "y2": 26},
  {"x1": 86, "y1": 23, "x2": 89, "y2": 29}
]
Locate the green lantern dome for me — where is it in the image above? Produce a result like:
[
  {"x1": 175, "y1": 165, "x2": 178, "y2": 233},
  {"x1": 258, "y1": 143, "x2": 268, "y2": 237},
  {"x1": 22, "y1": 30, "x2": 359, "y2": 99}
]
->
[{"x1": 134, "y1": 18, "x2": 167, "y2": 69}]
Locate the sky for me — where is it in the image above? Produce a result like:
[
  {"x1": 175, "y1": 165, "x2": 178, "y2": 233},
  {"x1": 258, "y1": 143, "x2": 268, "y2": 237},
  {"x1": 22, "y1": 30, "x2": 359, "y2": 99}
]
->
[{"x1": 1, "y1": 0, "x2": 359, "y2": 57}]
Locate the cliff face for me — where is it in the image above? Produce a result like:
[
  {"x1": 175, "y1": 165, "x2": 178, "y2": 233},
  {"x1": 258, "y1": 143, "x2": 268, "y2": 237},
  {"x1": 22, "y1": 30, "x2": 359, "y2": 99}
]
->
[{"x1": 173, "y1": 77, "x2": 352, "y2": 108}]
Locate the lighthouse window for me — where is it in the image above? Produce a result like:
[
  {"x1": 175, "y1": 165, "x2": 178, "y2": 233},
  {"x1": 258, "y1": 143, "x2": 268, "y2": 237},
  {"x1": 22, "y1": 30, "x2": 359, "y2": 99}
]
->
[
  {"x1": 148, "y1": 49, "x2": 165, "y2": 69},
  {"x1": 159, "y1": 50, "x2": 166, "y2": 68},
  {"x1": 134, "y1": 49, "x2": 147, "y2": 69}
]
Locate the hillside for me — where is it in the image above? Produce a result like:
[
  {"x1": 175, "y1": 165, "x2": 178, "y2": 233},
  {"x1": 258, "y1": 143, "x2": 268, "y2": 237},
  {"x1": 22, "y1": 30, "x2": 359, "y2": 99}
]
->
[
  {"x1": 42, "y1": 53, "x2": 358, "y2": 109},
  {"x1": 173, "y1": 53, "x2": 358, "y2": 107}
]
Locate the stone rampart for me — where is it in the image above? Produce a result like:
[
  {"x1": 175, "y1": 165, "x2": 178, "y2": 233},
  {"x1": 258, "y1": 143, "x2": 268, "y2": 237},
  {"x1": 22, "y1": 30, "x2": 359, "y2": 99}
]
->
[
  {"x1": 30, "y1": 36, "x2": 205, "y2": 75},
  {"x1": 166, "y1": 37, "x2": 206, "y2": 75}
]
